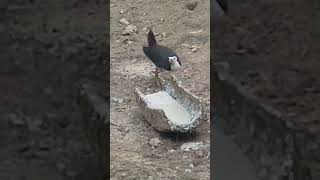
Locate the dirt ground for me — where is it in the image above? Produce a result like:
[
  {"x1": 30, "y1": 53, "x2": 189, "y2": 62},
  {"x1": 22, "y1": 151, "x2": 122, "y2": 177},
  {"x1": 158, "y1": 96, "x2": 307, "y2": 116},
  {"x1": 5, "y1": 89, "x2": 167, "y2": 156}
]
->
[
  {"x1": 0, "y1": 0, "x2": 107, "y2": 179},
  {"x1": 215, "y1": 0, "x2": 320, "y2": 119},
  {"x1": 110, "y1": 0, "x2": 210, "y2": 179}
]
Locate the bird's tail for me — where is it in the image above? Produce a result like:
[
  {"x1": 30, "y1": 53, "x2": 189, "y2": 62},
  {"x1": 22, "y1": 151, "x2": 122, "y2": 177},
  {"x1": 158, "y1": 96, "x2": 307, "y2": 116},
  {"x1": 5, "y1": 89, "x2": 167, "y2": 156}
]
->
[{"x1": 147, "y1": 30, "x2": 157, "y2": 47}]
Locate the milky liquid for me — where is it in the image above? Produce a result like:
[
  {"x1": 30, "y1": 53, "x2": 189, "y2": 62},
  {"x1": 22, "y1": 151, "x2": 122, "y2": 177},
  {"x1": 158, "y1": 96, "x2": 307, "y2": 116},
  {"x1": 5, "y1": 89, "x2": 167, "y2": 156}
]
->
[{"x1": 144, "y1": 91, "x2": 191, "y2": 125}]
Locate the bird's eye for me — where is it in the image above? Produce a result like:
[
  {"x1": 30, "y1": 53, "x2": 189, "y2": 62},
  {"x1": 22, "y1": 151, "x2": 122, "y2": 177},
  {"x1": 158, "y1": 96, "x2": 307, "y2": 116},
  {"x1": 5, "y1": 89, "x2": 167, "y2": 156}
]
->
[{"x1": 173, "y1": 56, "x2": 177, "y2": 61}]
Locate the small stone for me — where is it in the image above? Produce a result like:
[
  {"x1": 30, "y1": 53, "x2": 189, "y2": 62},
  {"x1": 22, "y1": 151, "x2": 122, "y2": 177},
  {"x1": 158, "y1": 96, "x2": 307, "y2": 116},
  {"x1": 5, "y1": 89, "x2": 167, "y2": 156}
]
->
[
  {"x1": 27, "y1": 117, "x2": 44, "y2": 131},
  {"x1": 143, "y1": 27, "x2": 149, "y2": 32},
  {"x1": 6, "y1": 113, "x2": 25, "y2": 127},
  {"x1": 143, "y1": 12, "x2": 147, "y2": 16},
  {"x1": 120, "y1": 9, "x2": 125, "y2": 14},
  {"x1": 112, "y1": 97, "x2": 124, "y2": 103},
  {"x1": 149, "y1": 138, "x2": 162, "y2": 148},
  {"x1": 189, "y1": 164, "x2": 194, "y2": 168},
  {"x1": 116, "y1": 39, "x2": 120, "y2": 43},
  {"x1": 119, "y1": 18, "x2": 130, "y2": 25},
  {"x1": 185, "y1": 169, "x2": 192, "y2": 173},
  {"x1": 160, "y1": 18, "x2": 165, "y2": 22},
  {"x1": 168, "y1": 149, "x2": 176, "y2": 153},
  {"x1": 124, "y1": 127, "x2": 130, "y2": 133},
  {"x1": 122, "y1": 24, "x2": 137, "y2": 35},
  {"x1": 191, "y1": 46, "x2": 198, "y2": 52},
  {"x1": 186, "y1": 1, "x2": 198, "y2": 10},
  {"x1": 180, "y1": 142, "x2": 205, "y2": 151},
  {"x1": 162, "y1": 32, "x2": 167, "y2": 38},
  {"x1": 128, "y1": 40, "x2": 133, "y2": 44}
]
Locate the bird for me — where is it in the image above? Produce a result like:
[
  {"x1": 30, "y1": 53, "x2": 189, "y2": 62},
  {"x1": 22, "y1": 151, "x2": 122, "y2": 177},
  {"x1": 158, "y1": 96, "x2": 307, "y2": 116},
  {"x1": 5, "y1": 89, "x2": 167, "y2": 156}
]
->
[{"x1": 143, "y1": 30, "x2": 181, "y2": 89}]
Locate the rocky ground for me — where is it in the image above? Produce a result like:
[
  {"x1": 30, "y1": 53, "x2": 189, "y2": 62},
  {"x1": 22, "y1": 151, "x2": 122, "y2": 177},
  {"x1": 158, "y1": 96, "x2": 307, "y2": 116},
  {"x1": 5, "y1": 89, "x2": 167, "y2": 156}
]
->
[
  {"x1": 214, "y1": 1, "x2": 320, "y2": 179},
  {"x1": 0, "y1": 0, "x2": 107, "y2": 179},
  {"x1": 110, "y1": 0, "x2": 210, "y2": 179}
]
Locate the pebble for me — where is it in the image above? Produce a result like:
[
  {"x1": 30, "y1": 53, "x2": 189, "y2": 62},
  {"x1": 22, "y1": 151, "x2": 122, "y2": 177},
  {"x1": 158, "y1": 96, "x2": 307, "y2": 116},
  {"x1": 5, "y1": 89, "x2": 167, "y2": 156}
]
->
[
  {"x1": 162, "y1": 32, "x2": 167, "y2": 38},
  {"x1": 143, "y1": 27, "x2": 149, "y2": 32},
  {"x1": 189, "y1": 164, "x2": 194, "y2": 168},
  {"x1": 26, "y1": 117, "x2": 44, "y2": 131},
  {"x1": 119, "y1": 18, "x2": 130, "y2": 25},
  {"x1": 6, "y1": 113, "x2": 25, "y2": 127},
  {"x1": 168, "y1": 149, "x2": 176, "y2": 153},
  {"x1": 185, "y1": 169, "x2": 192, "y2": 173},
  {"x1": 191, "y1": 46, "x2": 198, "y2": 52},
  {"x1": 122, "y1": 24, "x2": 137, "y2": 35},
  {"x1": 180, "y1": 142, "x2": 206, "y2": 151},
  {"x1": 112, "y1": 97, "x2": 124, "y2": 103},
  {"x1": 120, "y1": 9, "x2": 125, "y2": 14},
  {"x1": 186, "y1": 1, "x2": 198, "y2": 10},
  {"x1": 149, "y1": 138, "x2": 162, "y2": 148}
]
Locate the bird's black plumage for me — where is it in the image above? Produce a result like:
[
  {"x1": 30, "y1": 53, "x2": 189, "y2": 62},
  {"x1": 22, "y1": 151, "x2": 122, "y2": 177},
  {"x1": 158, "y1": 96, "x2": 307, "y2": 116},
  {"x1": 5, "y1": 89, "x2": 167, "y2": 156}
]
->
[{"x1": 143, "y1": 30, "x2": 181, "y2": 71}]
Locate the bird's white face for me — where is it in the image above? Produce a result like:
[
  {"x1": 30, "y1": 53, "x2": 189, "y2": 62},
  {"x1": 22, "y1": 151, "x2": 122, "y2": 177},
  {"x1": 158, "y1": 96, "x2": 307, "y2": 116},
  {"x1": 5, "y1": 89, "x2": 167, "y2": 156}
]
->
[{"x1": 168, "y1": 56, "x2": 181, "y2": 71}]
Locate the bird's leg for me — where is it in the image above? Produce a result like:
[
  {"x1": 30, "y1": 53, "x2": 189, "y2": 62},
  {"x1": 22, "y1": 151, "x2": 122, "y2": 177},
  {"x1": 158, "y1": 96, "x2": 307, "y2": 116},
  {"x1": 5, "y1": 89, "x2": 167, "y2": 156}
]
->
[{"x1": 155, "y1": 68, "x2": 163, "y2": 88}]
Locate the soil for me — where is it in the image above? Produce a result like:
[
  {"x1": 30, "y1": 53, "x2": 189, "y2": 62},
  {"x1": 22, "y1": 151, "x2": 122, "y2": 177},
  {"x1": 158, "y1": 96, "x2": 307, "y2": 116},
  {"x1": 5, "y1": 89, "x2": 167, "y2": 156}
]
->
[
  {"x1": 0, "y1": 0, "x2": 107, "y2": 179},
  {"x1": 214, "y1": 1, "x2": 320, "y2": 123},
  {"x1": 110, "y1": 0, "x2": 210, "y2": 179}
]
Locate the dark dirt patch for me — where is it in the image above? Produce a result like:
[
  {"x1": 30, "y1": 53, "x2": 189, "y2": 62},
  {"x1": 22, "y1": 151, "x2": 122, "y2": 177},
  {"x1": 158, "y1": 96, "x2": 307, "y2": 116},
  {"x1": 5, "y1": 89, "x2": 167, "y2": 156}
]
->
[
  {"x1": 215, "y1": 1, "x2": 320, "y2": 119},
  {"x1": 0, "y1": 0, "x2": 108, "y2": 179}
]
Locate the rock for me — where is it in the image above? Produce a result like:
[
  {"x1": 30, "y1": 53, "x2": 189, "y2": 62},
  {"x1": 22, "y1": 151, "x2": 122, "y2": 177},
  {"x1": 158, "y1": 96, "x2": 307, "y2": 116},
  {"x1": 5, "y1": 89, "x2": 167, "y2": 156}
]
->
[
  {"x1": 112, "y1": 97, "x2": 124, "y2": 103},
  {"x1": 180, "y1": 142, "x2": 207, "y2": 151},
  {"x1": 185, "y1": 169, "x2": 192, "y2": 173},
  {"x1": 143, "y1": 27, "x2": 149, "y2": 32},
  {"x1": 168, "y1": 149, "x2": 176, "y2": 153},
  {"x1": 149, "y1": 138, "x2": 162, "y2": 148},
  {"x1": 122, "y1": 24, "x2": 137, "y2": 35},
  {"x1": 160, "y1": 18, "x2": 165, "y2": 22},
  {"x1": 143, "y1": 12, "x2": 147, "y2": 16},
  {"x1": 27, "y1": 117, "x2": 44, "y2": 131},
  {"x1": 191, "y1": 45, "x2": 198, "y2": 52},
  {"x1": 120, "y1": 9, "x2": 125, "y2": 14},
  {"x1": 189, "y1": 164, "x2": 194, "y2": 168},
  {"x1": 119, "y1": 18, "x2": 130, "y2": 25},
  {"x1": 6, "y1": 113, "x2": 25, "y2": 127},
  {"x1": 162, "y1": 32, "x2": 167, "y2": 38},
  {"x1": 186, "y1": 1, "x2": 198, "y2": 10}
]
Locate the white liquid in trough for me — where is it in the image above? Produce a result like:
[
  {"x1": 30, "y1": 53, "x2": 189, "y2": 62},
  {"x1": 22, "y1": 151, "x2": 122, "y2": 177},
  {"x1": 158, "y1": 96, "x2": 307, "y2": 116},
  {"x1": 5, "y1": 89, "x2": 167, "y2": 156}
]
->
[{"x1": 144, "y1": 91, "x2": 191, "y2": 125}]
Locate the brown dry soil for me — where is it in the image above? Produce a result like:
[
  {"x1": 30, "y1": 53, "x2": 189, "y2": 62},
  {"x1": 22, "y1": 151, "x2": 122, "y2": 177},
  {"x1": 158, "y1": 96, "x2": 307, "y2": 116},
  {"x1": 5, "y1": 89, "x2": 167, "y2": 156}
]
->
[
  {"x1": 0, "y1": 0, "x2": 107, "y2": 180},
  {"x1": 110, "y1": 0, "x2": 210, "y2": 179},
  {"x1": 215, "y1": 1, "x2": 320, "y2": 126}
]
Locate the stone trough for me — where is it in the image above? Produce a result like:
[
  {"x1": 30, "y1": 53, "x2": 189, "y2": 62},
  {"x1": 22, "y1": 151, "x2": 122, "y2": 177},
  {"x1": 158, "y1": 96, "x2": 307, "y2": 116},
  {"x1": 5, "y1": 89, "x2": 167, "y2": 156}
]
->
[{"x1": 135, "y1": 75, "x2": 203, "y2": 133}]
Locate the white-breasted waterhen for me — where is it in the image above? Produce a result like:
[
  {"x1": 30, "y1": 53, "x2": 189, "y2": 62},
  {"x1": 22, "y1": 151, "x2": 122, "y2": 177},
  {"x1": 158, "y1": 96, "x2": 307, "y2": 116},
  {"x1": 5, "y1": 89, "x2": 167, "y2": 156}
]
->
[{"x1": 143, "y1": 30, "x2": 181, "y2": 89}]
